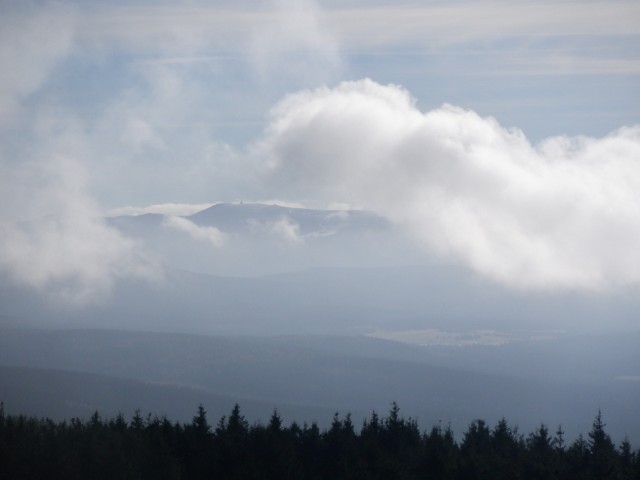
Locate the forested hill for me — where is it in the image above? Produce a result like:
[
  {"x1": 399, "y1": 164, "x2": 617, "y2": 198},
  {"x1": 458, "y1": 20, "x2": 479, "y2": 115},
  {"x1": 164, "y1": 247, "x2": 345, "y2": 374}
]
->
[{"x1": 1, "y1": 403, "x2": 638, "y2": 480}]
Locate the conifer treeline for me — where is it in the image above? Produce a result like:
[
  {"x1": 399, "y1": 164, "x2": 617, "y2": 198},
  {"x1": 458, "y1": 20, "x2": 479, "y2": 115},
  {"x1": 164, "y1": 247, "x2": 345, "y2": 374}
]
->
[{"x1": 1, "y1": 402, "x2": 638, "y2": 479}]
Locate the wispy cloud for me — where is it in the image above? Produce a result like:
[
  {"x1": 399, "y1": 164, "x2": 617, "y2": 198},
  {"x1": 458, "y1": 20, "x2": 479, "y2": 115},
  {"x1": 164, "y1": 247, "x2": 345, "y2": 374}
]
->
[
  {"x1": 0, "y1": 4, "x2": 74, "y2": 122},
  {"x1": 269, "y1": 217, "x2": 304, "y2": 244},
  {"x1": 486, "y1": 55, "x2": 640, "y2": 77},
  {"x1": 329, "y1": 2, "x2": 640, "y2": 47},
  {"x1": 0, "y1": 157, "x2": 159, "y2": 304},
  {"x1": 71, "y1": 2, "x2": 640, "y2": 52},
  {"x1": 75, "y1": 1, "x2": 343, "y2": 82},
  {"x1": 247, "y1": 0, "x2": 343, "y2": 85},
  {"x1": 247, "y1": 217, "x2": 304, "y2": 244},
  {"x1": 163, "y1": 216, "x2": 225, "y2": 247}
]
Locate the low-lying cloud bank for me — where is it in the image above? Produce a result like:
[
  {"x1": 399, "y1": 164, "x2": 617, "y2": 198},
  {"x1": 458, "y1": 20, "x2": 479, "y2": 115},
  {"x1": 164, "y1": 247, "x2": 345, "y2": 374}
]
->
[{"x1": 261, "y1": 79, "x2": 640, "y2": 290}]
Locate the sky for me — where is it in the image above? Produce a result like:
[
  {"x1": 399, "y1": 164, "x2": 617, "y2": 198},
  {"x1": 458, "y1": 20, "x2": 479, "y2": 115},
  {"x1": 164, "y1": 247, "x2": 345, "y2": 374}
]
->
[{"x1": 0, "y1": 0, "x2": 639, "y2": 300}]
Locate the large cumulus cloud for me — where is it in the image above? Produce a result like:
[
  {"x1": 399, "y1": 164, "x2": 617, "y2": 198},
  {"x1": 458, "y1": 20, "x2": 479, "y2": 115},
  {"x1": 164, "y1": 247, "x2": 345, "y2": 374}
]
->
[{"x1": 261, "y1": 79, "x2": 640, "y2": 290}]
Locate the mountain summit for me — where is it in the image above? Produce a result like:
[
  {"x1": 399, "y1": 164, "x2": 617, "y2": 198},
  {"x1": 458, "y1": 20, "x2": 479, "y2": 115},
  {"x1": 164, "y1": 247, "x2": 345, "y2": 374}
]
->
[{"x1": 188, "y1": 202, "x2": 390, "y2": 235}]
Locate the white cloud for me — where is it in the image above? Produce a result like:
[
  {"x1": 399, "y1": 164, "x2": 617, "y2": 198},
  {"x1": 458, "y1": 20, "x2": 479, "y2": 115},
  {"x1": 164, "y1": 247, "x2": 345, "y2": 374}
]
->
[
  {"x1": 247, "y1": 216, "x2": 304, "y2": 244},
  {"x1": 0, "y1": 4, "x2": 232, "y2": 306},
  {"x1": 248, "y1": 199, "x2": 306, "y2": 209},
  {"x1": 0, "y1": 76, "x2": 160, "y2": 305},
  {"x1": 270, "y1": 217, "x2": 304, "y2": 244},
  {"x1": 163, "y1": 216, "x2": 225, "y2": 247},
  {"x1": 260, "y1": 79, "x2": 640, "y2": 290},
  {"x1": 122, "y1": 117, "x2": 166, "y2": 152},
  {"x1": 0, "y1": 156, "x2": 159, "y2": 305}
]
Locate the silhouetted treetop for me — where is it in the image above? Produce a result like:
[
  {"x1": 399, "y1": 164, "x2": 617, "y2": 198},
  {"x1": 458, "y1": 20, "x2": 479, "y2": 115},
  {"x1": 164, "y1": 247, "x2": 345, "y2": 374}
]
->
[{"x1": 0, "y1": 404, "x2": 638, "y2": 480}]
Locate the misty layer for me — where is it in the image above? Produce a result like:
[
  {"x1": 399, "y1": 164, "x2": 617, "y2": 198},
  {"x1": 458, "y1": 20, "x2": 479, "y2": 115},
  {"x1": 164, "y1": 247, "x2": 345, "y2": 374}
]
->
[
  {"x1": 262, "y1": 79, "x2": 640, "y2": 290},
  {"x1": 163, "y1": 216, "x2": 225, "y2": 248},
  {"x1": 0, "y1": 157, "x2": 159, "y2": 304}
]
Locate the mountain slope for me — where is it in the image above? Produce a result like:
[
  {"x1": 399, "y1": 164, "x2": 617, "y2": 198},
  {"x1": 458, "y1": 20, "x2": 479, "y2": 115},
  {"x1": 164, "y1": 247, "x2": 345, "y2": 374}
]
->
[{"x1": 188, "y1": 202, "x2": 390, "y2": 234}]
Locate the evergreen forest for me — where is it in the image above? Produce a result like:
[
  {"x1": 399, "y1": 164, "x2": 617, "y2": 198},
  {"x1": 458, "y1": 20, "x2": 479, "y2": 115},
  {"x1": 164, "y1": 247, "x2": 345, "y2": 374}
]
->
[{"x1": 1, "y1": 402, "x2": 638, "y2": 479}]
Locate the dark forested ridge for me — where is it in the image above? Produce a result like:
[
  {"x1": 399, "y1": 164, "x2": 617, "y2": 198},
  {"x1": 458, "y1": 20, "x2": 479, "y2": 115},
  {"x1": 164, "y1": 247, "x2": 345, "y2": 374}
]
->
[{"x1": 1, "y1": 402, "x2": 638, "y2": 480}]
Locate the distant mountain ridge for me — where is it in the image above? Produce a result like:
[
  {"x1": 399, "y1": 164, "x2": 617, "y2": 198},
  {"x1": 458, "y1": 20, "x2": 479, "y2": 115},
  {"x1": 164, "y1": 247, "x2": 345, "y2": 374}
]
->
[
  {"x1": 105, "y1": 202, "x2": 418, "y2": 277},
  {"x1": 108, "y1": 202, "x2": 391, "y2": 236},
  {"x1": 188, "y1": 202, "x2": 390, "y2": 235}
]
